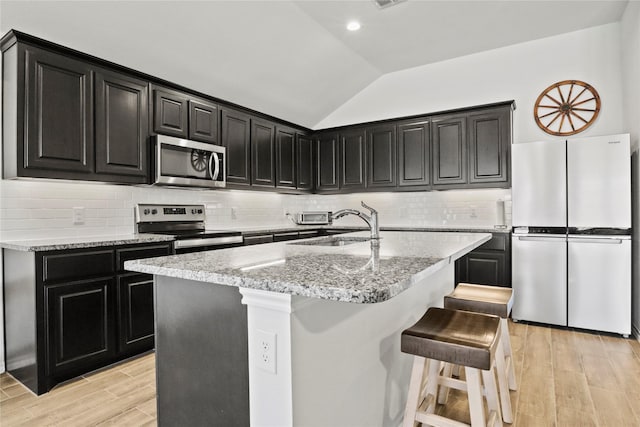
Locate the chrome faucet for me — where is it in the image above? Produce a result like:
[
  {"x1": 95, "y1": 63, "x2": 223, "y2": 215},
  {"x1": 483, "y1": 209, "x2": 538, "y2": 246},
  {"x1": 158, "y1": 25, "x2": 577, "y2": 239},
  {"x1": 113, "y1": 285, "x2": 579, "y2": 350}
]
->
[{"x1": 331, "y1": 201, "x2": 380, "y2": 239}]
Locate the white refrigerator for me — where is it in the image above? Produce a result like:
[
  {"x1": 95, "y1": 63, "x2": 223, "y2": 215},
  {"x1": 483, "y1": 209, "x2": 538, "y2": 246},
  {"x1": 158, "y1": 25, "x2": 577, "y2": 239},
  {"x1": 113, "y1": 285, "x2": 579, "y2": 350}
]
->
[{"x1": 511, "y1": 134, "x2": 631, "y2": 335}]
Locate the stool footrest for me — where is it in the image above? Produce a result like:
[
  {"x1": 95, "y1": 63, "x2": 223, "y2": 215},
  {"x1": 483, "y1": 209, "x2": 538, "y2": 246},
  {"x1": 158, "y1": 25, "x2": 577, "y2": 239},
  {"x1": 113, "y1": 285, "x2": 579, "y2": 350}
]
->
[{"x1": 416, "y1": 412, "x2": 469, "y2": 427}]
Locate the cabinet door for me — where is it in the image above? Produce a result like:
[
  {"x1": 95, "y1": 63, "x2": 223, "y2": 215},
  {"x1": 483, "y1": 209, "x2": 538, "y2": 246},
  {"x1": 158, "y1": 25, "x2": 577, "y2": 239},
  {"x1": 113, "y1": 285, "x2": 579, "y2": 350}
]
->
[
  {"x1": 455, "y1": 251, "x2": 507, "y2": 287},
  {"x1": 221, "y1": 108, "x2": 251, "y2": 186},
  {"x1": 188, "y1": 100, "x2": 218, "y2": 144},
  {"x1": 367, "y1": 124, "x2": 396, "y2": 188},
  {"x1": 46, "y1": 278, "x2": 116, "y2": 376},
  {"x1": 95, "y1": 69, "x2": 149, "y2": 179},
  {"x1": 24, "y1": 46, "x2": 94, "y2": 174},
  {"x1": 398, "y1": 120, "x2": 430, "y2": 187},
  {"x1": 296, "y1": 134, "x2": 314, "y2": 191},
  {"x1": 251, "y1": 119, "x2": 276, "y2": 187},
  {"x1": 118, "y1": 274, "x2": 155, "y2": 355},
  {"x1": 468, "y1": 108, "x2": 510, "y2": 185},
  {"x1": 153, "y1": 88, "x2": 188, "y2": 138},
  {"x1": 340, "y1": 129, "x2": 366, "y2": 190},
  {"x1": 316, "y1": 133, "x2": 339, "y2": 191},
  {"x1": 432, "y1": 115, "x2": 467, "y2": 186},
  {"x1": 276, "y1": 126, "x2": 296, "y2": 188}
]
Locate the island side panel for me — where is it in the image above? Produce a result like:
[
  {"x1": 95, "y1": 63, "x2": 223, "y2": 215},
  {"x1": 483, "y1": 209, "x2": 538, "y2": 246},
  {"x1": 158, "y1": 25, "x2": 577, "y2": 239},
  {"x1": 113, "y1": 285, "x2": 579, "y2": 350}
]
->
[
  {"x1": 3, "y1": 250, "x2": 39, "y2": 393},
  {"x1": 290, "y1": 263, "x2": 454, "y2": 427},
  {"x1": 154, "y1": 276, "x2": 249, "y2": 427}
]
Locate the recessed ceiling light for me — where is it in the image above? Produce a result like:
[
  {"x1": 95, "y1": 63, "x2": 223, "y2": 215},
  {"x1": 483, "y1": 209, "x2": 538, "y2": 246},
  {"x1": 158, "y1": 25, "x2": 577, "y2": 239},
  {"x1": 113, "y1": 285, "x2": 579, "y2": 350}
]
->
[{"x1": 346, "y1": 21, "x2": 361, "y2": 31}]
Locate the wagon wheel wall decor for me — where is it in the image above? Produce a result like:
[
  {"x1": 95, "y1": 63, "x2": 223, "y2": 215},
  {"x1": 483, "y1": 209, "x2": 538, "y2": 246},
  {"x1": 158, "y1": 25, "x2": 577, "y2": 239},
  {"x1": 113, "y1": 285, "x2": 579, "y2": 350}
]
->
[{"x1": 534, "y1": 80, "x2": 601, "y2": 136}]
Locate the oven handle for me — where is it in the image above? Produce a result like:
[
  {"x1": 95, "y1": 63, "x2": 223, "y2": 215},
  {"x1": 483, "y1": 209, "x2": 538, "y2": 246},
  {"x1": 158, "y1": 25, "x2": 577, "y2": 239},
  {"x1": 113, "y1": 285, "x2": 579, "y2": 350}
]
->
[
  {"x1": 174, "y1": 235, "x2": 243, "y2": 249},
  {"x1": 210, "y1": 152, "x2": 220, "y2": 181}
]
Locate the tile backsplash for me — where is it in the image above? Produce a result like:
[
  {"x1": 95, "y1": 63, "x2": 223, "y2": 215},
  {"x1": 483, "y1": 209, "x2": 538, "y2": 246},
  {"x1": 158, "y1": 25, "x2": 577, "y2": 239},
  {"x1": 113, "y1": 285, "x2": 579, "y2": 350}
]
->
[{"x1": 0, "y1": 179, "x2": 511, "y2": 240}]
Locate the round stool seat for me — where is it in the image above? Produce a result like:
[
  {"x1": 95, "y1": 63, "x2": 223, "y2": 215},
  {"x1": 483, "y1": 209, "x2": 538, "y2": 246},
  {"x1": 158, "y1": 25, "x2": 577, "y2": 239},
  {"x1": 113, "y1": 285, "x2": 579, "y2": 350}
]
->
[
  {"x1": 444, "y1": 283, "x2": 513, "y2": 318},
  {"x1": 401, "y1": 307, "x2": 500, "y2": 371}
]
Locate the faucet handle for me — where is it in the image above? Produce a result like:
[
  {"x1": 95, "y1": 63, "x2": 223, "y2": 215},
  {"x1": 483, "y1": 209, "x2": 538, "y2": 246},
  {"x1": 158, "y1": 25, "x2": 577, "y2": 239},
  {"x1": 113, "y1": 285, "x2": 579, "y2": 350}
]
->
[{"x1": 360, "y1": 201, "x2": 377, "y2": 214}]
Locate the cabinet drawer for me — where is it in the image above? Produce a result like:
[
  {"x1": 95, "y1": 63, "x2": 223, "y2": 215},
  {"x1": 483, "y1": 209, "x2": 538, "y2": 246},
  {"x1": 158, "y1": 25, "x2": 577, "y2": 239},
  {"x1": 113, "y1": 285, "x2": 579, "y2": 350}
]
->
[
  {"x1": 116, "y1": 244, "x2": 173, "y2": 272},
  {"x1": 273, "y1": 232, "x2": 299, "y2": 242},
  {"x1": 477, "y1": 234, "x2": 508, "y2": 251},
  {"x1": 297, "y1": 230, "x2": 320, "y2": 239},
  {"x1": 43, "y1": 250, "x2": 115, "y2": 282},
  {"x1": 243, "y1": 234, "x2": 274, "y2": 245}
]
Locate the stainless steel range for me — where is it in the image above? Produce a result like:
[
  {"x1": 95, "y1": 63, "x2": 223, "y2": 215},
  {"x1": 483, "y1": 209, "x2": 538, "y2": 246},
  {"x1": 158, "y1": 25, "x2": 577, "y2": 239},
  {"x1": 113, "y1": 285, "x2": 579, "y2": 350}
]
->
[{"x1": 135, "y1": 204, "x2": 243, "y2": 253}]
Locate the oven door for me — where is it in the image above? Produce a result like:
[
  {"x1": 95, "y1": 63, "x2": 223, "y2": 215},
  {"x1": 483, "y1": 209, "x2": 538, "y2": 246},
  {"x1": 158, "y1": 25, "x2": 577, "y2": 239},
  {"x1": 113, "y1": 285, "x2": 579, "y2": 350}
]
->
[
  {"x1": 173, "y1": 235, "x2": 244, "y2": 254},
  {"x1": 154, "y1": 134, "x2": 226, "y2": 188}
]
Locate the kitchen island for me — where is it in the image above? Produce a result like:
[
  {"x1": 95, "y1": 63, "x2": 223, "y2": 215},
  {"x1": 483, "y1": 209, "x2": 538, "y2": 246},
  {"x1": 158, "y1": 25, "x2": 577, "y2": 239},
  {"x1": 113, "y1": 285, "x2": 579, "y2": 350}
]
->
[{"x1": 125, "y1": 231, "x2": 490, "y2": 427}]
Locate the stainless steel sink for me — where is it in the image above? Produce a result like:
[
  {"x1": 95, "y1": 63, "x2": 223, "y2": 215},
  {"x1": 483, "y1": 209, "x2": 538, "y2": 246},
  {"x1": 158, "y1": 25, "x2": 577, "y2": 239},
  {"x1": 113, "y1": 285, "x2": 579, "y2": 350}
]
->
[{"x1": 288, "y1": 236, "x2": 371, "y2": 247}]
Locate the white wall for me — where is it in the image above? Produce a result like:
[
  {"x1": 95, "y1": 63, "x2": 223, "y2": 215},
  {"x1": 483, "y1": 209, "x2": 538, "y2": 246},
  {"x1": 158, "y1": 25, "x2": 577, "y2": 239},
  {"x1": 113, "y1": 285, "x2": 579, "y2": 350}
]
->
[
  {"x1": 315, "y1": 23, "x2": 625, "y2": 144},
  {"x1": 621, "y1": 1, "x2": 640, "y2": 338}
]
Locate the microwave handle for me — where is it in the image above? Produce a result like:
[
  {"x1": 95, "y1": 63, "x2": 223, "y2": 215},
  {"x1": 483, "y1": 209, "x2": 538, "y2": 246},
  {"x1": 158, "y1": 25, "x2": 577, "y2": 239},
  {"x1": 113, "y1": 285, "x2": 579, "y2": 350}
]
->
[{"x1": 209, "y1": 152, "x2": 220, "y2": 181}]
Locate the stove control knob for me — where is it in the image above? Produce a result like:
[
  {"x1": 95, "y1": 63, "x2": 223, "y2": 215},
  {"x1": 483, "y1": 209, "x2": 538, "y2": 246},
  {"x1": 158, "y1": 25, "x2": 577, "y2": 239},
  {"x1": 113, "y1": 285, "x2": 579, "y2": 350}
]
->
[
  {"x1": 151, "y1": 209, "x2": 158, "y2": 215},
  {"x1": 191, "y1": 209, "x2": 197, "y2": 214},
  {"x1": 198, "y1": 209, "x2": 203, "y2": 214},
  {"x1": 143, "y1": 209, "x2": 150, "y2": 215}
]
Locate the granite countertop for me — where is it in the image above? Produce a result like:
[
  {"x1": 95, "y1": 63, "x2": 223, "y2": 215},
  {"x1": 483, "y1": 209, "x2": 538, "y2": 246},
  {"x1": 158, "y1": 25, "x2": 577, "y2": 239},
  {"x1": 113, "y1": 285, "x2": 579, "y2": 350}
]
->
[
  {"x1": 125, "y1": 230, "x2": 491, "y2": 304},
  {"x1": 0, "y1": 233, "x2": 175, "y2": 252},
  {"x1": 233, "y1": 224, "x2": 511, "y2": 235}
]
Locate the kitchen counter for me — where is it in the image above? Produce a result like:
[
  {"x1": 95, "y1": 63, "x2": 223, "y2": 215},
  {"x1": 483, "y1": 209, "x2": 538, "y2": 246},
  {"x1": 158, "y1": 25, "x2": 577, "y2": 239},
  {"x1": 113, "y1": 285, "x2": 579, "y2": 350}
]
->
[
  {"x1": 125, "y1": 231, "x2": 491, "y2": 303},
  {"x1": 233, "y1": 224, "x2": 511, "y2": 235},
  {"x1": 124, "y1": 230, "x2": 490, "y2": 426},
  {"x1": 0, "y1": 233, "x2": 175, "y2": 252}
]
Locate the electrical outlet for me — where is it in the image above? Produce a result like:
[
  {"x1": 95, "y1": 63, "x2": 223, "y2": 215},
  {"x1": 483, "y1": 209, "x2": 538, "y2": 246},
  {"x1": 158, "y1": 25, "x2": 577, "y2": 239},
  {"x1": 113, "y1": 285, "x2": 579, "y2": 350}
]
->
[
  {"x1": 73, "y1": 207, "x2": 85, "y2": 225},
  {"x1": 255, "y1": 329, "x2": 276, "y2": 374}
]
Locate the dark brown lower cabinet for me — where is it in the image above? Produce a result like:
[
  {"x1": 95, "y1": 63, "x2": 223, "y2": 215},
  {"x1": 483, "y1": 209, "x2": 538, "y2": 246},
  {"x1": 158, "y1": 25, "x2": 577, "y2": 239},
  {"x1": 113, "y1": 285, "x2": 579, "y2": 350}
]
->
[
  {"x1": 118, "y1": 274, "x2": 155, "y2": 355},
  {"x1": 3, "y1": 241, "x2": 172, "y2": 395},
  {"x1": 46, "y1": 278, "x2": 117, "y2": 378},
  {"x1": 455, "y1": 233, "x2": 511, "y2": 287}
]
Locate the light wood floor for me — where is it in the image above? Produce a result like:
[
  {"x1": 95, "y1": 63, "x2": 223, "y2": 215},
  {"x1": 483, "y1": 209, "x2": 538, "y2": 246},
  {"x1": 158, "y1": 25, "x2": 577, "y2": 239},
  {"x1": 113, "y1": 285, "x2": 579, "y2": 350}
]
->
[{"x1": 1, "y1": 322, "x2": 640, "y2": 426}]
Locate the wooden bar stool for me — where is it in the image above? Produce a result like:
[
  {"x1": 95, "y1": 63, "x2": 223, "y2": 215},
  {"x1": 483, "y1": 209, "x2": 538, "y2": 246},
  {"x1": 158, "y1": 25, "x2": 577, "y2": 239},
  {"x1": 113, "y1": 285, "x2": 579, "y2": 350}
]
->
[
  {"x1": 401, "y1": 307, "x2": 504, "y2": 427},
  {"x1": 444, "y1": 283, "x2": 517, "y2": 423}
]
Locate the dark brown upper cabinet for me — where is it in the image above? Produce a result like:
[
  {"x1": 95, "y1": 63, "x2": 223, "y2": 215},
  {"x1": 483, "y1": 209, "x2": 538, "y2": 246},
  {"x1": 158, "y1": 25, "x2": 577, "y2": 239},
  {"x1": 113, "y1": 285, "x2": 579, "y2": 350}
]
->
[
  {"x1": 275, "y1": 126, "x2": 296, "y2": 189},
  {"x1": 151, "y1": 85, "x2": 219, "y2": 144},
  {"x1": 23, "y1": 45, "x2": 95, "y2": 175},
  {"x1": 251, "y1": 118, "x2": 276, "y2": 187},
  {"x1": 398, "y1": 119, "x2": 431, "y2": 188},
  {"x1": 3, "y1": 42, "x2": 149, "y2": 184},
  {"x1": 188, "y1": 100, "x2": 218, "y2": 144},
  {"x1": 221, "y1": 107, "x2": 251, "y2": 186},
  {"x1": 95, "y1": 69, "x2": 148, "y2": 178},
  {"x1": 296, "y1": 134, "x2": 314, "y2": 191},
  {"x1": 340, "y1": 128, "x2": 366, "y2": 190},
  {"x1": 467, "y1": 107, "x2": 510, "y2": 186},
  {"x1": 152, "y1": 87, "x2": 188, "y2": 138},
  {"x1": 432, "y1": 114, "x2": 467, "y2": 187},
  {"x1": 316, "y1": 132, "x2": 339, "y2": 192},
  {"x1": 366, "y1": 124, "x2": 396, "y2": 188}
]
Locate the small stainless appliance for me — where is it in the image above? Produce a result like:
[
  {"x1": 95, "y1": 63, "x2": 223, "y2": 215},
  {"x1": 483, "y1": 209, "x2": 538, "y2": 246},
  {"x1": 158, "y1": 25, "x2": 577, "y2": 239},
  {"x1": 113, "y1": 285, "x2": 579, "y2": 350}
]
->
[
  {"x1": 153, "y1": 134, "x2": 226, "y2": 189},
  {"x1": 136, "y1": 204, "x2": 242, "y2": 253},
  {"x1": 289, "y1": 211, "x2": 332, "y2": 225}
]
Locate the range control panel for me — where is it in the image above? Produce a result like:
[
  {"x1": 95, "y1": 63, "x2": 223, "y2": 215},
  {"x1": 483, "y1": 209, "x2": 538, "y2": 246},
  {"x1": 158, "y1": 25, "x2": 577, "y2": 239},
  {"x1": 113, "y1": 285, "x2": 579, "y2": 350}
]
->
[{"x1": 136, "y1": 204, "x2": 206, "y2": 223}]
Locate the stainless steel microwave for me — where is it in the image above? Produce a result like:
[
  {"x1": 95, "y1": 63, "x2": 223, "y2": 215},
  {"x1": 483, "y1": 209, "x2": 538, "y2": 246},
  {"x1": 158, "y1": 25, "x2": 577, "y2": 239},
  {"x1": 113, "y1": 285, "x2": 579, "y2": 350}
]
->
[{"x1": 153, "y1": 134, "x2": 226, "y2": 189}]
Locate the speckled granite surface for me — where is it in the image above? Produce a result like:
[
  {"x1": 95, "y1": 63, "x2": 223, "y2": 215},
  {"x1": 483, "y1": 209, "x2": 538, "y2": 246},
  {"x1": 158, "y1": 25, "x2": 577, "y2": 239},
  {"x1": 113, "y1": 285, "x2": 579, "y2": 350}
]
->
[
  {"x1": 235, "y1": 225, "x2": 511, "y2": 235},
  {"x1": 0, "y1": 233, "x2": 175, "y2": 252},
  {"x1": 125, "y1": 231, "x2": 490, "y2": 303}
]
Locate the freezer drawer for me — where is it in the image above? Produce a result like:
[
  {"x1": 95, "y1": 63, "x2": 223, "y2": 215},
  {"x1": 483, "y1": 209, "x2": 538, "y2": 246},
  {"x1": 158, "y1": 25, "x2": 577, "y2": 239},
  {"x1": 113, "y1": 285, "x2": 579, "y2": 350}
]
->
[
  {"x1": 512, "y1": 234, "x2": 567, "y2": 326},
  {"x1": 567, "y1": 236, "x2": 631, "y2": 335}
]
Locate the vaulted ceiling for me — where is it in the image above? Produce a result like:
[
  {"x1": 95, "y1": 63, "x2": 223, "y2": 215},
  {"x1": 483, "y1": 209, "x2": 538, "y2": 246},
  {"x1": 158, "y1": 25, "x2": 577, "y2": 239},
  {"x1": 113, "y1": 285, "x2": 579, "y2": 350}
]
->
[{"x1": 0, "y1": 0, "x2": 629, "y2": 129}]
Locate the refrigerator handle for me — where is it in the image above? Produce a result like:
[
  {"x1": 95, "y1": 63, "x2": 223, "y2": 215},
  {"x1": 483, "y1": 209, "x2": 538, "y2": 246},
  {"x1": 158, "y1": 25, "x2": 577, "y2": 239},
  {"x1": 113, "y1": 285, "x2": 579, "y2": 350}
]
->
[
  {"x1": 567, "y1": 237, "x2": 623, "y2": 244},
  {"x1": 515, "y1": 236, "x2": 565, "y2": 242}
]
